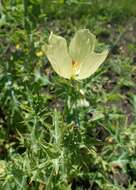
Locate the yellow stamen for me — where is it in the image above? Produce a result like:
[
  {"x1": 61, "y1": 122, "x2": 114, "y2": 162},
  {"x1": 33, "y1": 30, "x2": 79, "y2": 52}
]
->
[{"x1": 72, "y1": 60, "x2": 80, "y2": 77}]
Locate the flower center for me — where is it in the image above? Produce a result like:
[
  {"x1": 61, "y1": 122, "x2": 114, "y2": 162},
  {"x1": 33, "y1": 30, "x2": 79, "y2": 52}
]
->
[{"x1": 72, "y1": 60, "x2": 80, "y2": 77}]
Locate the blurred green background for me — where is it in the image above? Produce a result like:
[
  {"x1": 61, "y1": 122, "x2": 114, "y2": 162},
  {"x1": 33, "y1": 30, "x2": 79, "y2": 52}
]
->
[{"x1": 0, "y1": 0, "x2": 136, "y2": 189}]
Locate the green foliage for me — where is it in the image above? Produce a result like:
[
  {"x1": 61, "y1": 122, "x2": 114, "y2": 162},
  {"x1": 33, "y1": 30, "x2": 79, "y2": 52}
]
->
[{"x1": 0, "y1": 0, "x2": 136, "y2": 189}]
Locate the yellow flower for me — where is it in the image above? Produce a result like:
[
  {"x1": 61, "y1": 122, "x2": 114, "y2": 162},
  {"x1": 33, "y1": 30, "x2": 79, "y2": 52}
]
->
[
  {"x1": 36, "y1": 51, "x2": 44, "y2": 57},
  {"x1": 46, "y1": 29, "x2": 109, "y2": 80},
  {"x1": 16, "y1": 44, "x2": 20, "y2": 50}
]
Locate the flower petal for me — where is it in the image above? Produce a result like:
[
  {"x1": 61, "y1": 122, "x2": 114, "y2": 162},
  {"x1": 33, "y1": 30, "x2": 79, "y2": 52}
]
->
[
  {"x1": 77, "y1": 49, "x2": 108, "y2": 80},
  {"x1": 69, "y1": 29, "x2": 96, "y2": 63},
  {"x1": 47, "y1": 32, "x2": 72, "y2": 79}
]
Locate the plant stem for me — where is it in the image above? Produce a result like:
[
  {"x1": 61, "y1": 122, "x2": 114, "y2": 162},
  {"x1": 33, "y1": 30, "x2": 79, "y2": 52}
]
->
[
  {"x1": 65, "y1": 80, "x2": 81, "y2": 127},
  {"x1": 23, "y1": 0, "x2": 30, "y2": 32}
]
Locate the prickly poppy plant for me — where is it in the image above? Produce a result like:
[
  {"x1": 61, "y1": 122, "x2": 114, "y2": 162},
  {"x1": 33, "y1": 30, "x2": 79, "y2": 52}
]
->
[{"x1": 46, "y1": 29, "x2": 108, "y2": 80}]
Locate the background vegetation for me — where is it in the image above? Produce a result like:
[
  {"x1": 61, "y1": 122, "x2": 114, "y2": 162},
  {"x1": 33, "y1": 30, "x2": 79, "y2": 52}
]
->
[{"x1": 0, "y1": 0, "x2": 136, "y2": 189}]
